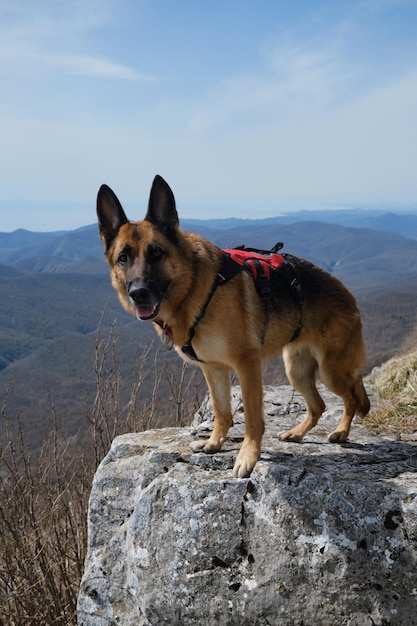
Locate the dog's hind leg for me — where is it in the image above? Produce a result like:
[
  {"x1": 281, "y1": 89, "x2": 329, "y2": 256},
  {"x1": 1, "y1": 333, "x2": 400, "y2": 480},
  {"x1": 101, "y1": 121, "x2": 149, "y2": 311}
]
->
[
  {"x1": 320, "y1": 366, "x2": 370, "y2": 443},
  {"x1": 355, "y1": 375, "x2": 371, "y2": 417},
  {"x1": 233, "y1": 352, "x2": 265, "y2": 478},
  {"x1": 278, "y1": 344, "x2": 326, "y2": 442},
  {"x1": 190, "y1": 364, "x2": 233, "y2": 454}
]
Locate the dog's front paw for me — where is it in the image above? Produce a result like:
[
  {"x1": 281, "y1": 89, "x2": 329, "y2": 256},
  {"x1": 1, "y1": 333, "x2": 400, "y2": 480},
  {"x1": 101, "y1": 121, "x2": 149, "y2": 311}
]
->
[
  {"x1": 233, "y1": 441, "x2": 260, "y2": 478},
  {"x1": 233, "y1": 458, "x2": 254, "y2": 478}
]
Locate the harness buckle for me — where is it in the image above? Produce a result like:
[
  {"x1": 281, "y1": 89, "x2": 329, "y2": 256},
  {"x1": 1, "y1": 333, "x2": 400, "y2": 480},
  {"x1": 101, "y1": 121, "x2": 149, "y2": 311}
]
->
[{"x1": 259, "y1": 280, "x2": 272, "y2": 301}]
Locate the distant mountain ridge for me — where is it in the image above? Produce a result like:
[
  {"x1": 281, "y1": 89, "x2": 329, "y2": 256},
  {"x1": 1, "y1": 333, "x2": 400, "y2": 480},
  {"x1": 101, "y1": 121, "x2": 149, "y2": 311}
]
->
[
  {"x1": 1, "y1": 215, "x2": 417, "y2": 292},
  {"x1": 0, "y1": 225, "x2": 104, "y2": 266},
  {"x1": 1, "y1": 207, "x2": 417, "y2": 266},
  {"x1": 183, "y1": 208, "x2": 417, "y2": 238},
  {"x1": 0, "y1": 228, "x2": 68, "y2": 248}
]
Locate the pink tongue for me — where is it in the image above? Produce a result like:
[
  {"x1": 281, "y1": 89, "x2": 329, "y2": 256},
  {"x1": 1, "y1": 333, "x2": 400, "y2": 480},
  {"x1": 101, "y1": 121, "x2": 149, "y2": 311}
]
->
[{"x1": 136, "y1": 306, "x2": 155, "y2": 319}]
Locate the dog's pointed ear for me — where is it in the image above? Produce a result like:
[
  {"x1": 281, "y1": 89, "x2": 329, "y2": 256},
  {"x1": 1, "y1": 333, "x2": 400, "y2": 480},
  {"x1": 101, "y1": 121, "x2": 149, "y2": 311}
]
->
[
  {"x1": 97, "y1": 184, "x2": 129, "y2": 250},
  {"x1": 145, "y1": 175, "x2": 179, "y2": 235}
]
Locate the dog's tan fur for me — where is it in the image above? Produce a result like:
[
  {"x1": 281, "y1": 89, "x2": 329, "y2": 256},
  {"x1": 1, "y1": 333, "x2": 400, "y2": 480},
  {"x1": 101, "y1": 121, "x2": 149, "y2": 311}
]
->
[{"x1": 97, "y1": 175, "x2": 370, "y2": 477}]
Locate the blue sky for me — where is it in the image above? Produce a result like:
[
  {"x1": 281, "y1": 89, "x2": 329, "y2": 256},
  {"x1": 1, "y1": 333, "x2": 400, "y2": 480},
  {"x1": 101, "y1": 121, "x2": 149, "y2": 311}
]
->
[{"x1": 1, "y1": 0, "x2": 417, "y2": 231}]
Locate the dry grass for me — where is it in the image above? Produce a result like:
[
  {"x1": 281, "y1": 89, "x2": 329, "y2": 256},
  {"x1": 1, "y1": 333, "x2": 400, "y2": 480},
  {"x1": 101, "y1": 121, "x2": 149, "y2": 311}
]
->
[{"x1": 365, "y1": 347, "x2": 417, "y2": 436}]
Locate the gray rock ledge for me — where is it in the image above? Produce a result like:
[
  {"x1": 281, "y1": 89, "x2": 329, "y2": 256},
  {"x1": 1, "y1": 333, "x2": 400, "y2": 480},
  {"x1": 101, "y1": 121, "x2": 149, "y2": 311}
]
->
[{"x1": 77, "y1": 385, "x2": 417, "y2": 626}]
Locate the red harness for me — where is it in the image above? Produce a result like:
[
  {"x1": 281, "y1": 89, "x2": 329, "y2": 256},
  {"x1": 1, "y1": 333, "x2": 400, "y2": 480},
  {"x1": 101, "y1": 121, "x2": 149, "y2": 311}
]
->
[
  {"x1": 223, "y1": 248, "x2": 287, "y2": 274},
  {"x1": 219, "y1": 246, "x2": 289, "y2": 302}
]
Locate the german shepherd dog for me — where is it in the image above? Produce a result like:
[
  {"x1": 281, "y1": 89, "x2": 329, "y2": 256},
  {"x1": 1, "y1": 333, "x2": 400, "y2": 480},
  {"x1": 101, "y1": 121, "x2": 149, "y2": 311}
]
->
[{"x1": 97, "y1": 175, "x2": 370, "y2": 477}]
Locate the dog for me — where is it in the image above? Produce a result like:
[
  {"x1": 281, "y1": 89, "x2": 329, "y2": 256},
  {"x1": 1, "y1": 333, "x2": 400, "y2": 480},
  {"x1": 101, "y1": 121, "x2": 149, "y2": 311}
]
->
[{"x1": 97, "y1": 175, "x2": 370, "y2": 477}]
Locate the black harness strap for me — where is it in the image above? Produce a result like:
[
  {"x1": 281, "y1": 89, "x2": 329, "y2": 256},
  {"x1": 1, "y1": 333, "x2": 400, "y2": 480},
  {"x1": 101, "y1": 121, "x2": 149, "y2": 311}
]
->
[
  {"x1": 181, "y1": 254, "x2": 244, "y2": 362},
  {"x1": 181, "y1": 276, "x2": 220, "y2": 362}
]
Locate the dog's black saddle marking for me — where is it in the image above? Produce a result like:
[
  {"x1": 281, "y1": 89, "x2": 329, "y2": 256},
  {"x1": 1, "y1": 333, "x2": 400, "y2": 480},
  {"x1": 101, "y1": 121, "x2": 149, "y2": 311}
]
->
[{"x1": 181, "y1": 243, "x2": 304, "y2": 362}]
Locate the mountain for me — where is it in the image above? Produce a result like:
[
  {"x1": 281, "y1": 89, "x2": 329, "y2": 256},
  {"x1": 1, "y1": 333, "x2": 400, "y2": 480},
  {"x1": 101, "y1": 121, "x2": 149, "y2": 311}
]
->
[
  {"x1": 0, "y1": 228, "x2": 68, "y2": 248},
  {"x1": 183, "y1": 209, "x2": 417, "y2": 238},
  {"x1": 340, "y1": 211, "x2": 417, "y2": 238},
  {"x1": 1, "y1": 218, "x2": 417, "y2": 290},
  {"x1": 1, "y1": 206, "x2": 417, "y2": 267},
  {"x1": 0, "y1": 225, "x2": 104, "y2": 266}
]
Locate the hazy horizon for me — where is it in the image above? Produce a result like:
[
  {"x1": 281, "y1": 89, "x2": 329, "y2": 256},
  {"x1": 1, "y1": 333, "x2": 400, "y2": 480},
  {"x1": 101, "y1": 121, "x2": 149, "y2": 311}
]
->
[{"x1": 2, "y1": 201, "x2": 417, "y2": 235}]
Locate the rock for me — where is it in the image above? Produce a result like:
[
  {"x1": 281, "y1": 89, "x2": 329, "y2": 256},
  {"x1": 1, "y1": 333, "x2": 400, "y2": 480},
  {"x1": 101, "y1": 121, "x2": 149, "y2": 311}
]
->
[{"x1": 77, "y1": 385, "x2": 417, "y2": 626}]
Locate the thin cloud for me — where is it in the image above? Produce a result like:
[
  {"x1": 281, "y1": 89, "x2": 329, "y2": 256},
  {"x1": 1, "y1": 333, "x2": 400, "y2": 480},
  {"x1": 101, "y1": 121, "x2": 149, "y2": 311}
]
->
[
  {"x1": 0, "y1": 0, "x2": 112, "y2": 37},
  {"x1": 0, "y1": 0, "x2": 158, "y2": 82},
  {"x1": 185, "y1": 16, "x2": 417, "y2": 137},
  {"x1": 39, "y1": 51, "x2": 158, "y2": 81},
  {"x1": 56, "y1": 54, "x2": 158, "y2": 81},
  {"x1": 0, "y1": 43, "x2": 158, "y2": 81},
  {"x1": 185, "y1": 41, "x2": 358, "y2": 134}
]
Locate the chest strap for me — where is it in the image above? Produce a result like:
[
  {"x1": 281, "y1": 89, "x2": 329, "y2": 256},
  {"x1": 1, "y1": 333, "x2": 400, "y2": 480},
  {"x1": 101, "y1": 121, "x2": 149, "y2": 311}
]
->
[{"x1": 181, "y1": 277, "x2": 220, "y2": 362}]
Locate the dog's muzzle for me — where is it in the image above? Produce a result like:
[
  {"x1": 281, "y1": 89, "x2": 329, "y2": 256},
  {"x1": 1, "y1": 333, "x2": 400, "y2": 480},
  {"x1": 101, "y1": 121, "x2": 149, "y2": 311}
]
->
[{"x1": 128, "y1": 282, "x2": 160, "y2": 321}]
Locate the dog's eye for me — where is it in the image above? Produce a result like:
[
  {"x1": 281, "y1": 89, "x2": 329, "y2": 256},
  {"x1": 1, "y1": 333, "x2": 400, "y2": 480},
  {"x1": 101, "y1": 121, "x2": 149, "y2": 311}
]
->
[
  {"x1": 148, "y1": 245, "x2": 165, "y2": 261},
  {"x1": 117, "y1": 251, "x2": 129, "y2": 265}
]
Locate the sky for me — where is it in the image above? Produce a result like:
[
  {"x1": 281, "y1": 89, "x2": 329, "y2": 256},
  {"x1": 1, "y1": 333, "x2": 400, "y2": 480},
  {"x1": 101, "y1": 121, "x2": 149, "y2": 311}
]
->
[{"x1": 1, "y1": 0, "x2": 417, "y2": 231}]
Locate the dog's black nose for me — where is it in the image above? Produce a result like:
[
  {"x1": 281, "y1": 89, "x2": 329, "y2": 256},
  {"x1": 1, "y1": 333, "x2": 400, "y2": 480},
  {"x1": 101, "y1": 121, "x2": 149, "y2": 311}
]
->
[{"x1": 129, "y1": 286, "x2": 150, "y2": 304}]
